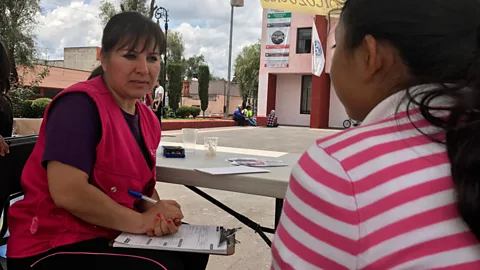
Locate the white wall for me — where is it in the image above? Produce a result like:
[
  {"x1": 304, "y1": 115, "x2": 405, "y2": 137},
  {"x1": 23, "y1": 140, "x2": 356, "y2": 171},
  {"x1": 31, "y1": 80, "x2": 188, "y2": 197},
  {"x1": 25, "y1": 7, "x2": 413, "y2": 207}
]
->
[
  {"x1": 64, "y1": 47, "x2": 99, "y2": 71},
  {"x1": 257, "y1": 72, "x2": 268, "y2": 117},
  {"x1": 328, "y1": 82, "x2": 349, "y2": 128},
  {"x1": 275, "y1": 74, "x2": 310, "y2": 126}
]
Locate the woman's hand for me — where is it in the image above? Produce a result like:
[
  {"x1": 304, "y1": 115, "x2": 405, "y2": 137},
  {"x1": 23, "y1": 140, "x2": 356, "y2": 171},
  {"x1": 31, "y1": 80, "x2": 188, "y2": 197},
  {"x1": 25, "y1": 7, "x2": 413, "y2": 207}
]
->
[
  {"x1": 0, "y1": 135, "x2": 9, "y2": 156},
  {"x1": 146, "y1": 213, "x2": 179, "y2": 237},
  {"x1": 142, "y1": 199, "x2": 183, "y2": 235}
]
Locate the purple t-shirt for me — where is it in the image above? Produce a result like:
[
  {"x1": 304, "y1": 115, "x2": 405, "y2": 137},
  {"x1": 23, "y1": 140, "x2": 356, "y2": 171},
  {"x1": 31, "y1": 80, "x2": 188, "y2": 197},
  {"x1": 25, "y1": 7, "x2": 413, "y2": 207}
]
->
[{"x1": 42, "y1": 92, "x2": 153, "y2": 176}]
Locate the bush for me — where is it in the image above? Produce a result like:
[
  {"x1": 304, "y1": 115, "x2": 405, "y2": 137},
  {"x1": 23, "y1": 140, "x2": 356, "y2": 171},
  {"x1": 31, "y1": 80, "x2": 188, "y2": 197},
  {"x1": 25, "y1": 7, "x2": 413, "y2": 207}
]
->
[
  {"x1": 20, "y1": 100, "x2": 35, "y2": 118},
  {"x1": 31, "y1": 98, "x2": 52, "y2": 118},
  {"x1": 167, "y1": 63, "x2": 183, "y2": 113},
  {"x1": 162, "y1": 106, "x2": 171, "y2": 118},
  {"x1": 176, "y1": 106, "x2": 191, "y2": 118},
  {"x1": 189, "y1": 106, "x2": 201, "y2": 118},
  {"x1": 198, "y1": 65, "x2": 210, "y2": 117}
]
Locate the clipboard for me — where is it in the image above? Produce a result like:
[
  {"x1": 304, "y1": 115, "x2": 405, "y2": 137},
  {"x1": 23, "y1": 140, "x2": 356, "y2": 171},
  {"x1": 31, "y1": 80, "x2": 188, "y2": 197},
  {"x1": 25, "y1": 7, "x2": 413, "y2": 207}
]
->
[
  {"x1": 110, "y1": 225, "x2": 239, "y2": 256},
  {"x1": 219, "y1": 227, "x2": 238, "y2": 256},
  {"x1": 109, "y1": 234, "x2": 236, "y2": 256}
]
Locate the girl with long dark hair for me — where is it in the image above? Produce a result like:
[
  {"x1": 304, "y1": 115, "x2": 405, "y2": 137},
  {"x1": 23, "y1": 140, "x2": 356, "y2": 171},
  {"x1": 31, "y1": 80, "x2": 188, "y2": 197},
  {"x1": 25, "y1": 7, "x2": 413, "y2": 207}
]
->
[{"x1": 272, "y1": 0, "x2": 480, "y2": 268}]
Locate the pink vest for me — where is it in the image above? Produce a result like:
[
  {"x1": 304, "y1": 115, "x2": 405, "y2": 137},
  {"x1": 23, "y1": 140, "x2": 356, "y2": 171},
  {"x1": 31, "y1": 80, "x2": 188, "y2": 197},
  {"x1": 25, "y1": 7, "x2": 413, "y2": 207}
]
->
[{"x1": 7, "y1": 76, "x2": 161, "y2": 258}]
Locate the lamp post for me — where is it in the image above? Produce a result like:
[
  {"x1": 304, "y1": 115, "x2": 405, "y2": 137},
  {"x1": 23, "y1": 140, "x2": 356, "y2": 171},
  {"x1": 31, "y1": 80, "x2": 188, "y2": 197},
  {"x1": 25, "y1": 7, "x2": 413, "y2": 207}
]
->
[
  {"x1": 224, "y1": 0, "x2": 244, "y2": 119},
  {"x1": 155, "y1": 6, "x2": 169, "y2": 106}
]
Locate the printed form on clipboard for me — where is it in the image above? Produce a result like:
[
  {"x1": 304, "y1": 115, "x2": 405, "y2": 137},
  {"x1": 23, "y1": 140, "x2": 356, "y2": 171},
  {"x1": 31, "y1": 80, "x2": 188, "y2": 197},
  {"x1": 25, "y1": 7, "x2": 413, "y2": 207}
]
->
[{"x1": 113, "y1": 224, "x2": 238, "y2": 255}]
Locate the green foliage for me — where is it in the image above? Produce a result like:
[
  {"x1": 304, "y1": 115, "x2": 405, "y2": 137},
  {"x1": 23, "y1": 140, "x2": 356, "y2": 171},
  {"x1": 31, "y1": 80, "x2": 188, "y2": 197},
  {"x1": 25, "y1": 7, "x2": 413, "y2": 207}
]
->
[
  {"x1": 211, "y1": 75, "x2": 224, "y2": 81},
  {"x1": 162, "y1": 106, "x2": 175, "y2": 119},
  {"x1": 184, "y1": 55, "x2": 206, "y2": 80},
  {"x1": 99, "y1": 0, "x2": 117, "y2": 25},
  {"x1": 9, "y1": 87, "x2": 34, "y2": 117},
  {"x1": 20, "y1": 100, "x2": 35, "y2": 118},
  {"x1": 175, "y1": 106, "x2": 191, "y2": 118},
  {"x1": 198, "y1": 65, "x2": 210, "y2": 117},
  {"x1": 1, "y1": 0, "x2": 42, "y2": 81},
  {"x1": 8, "y1": 66, "x2": 49, "y2": 117},
  {"x1": 99, "y1": 0, "x2": 155, "y2": 25},
  {"x1": 162, "y1": 105, "x2": 170, "y2": 118},
  {"x1": 167, "y1": 31, "x2": 185, "y2": 64},
  {"x1": 166, "y1": 63, "x2": 183, "y2": 113},
  {"x1": 18, "y1": 97, "x2": 51, "y2": 118},
  {"x1": 189, "y1": 106, "x2": 201, "y2": 118},
  {"x1": 31, "y1": 98, "x2": 51, "y2": 118},
  {"x1": 234, "y1": 42, "x2": 261, "y2": 105}
]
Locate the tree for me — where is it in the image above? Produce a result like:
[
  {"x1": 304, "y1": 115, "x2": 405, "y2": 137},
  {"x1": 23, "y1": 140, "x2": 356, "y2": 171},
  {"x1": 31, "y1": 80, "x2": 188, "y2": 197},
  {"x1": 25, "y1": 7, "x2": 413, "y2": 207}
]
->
[
  {"x1": 211, "y1": 74, "x2": 224, "y2": 81},
  {"x1": 99, "y1": 0, "x2": 155, "y2": 25},
  {"x1": 198, "y1": 65, "x2": 210, "y2": 118},
  {"x1": 0, "y1": 0, "x2": 42, "y2": 82},
  {"x1": 166, "y1": 63, "x2": 183, "y2": 113},
  {"x1": 8, "y1": 66, "x2": 49, "y2": 117},
  {"x1": 167, "y1": 31, "x2": 185, "y2": 64},
  {"x1": 184, "y1": 55, "x2": 206, "y2": 80},
  {"x1": 234, "y1": 42, "x2": 261, "y2": 108}
]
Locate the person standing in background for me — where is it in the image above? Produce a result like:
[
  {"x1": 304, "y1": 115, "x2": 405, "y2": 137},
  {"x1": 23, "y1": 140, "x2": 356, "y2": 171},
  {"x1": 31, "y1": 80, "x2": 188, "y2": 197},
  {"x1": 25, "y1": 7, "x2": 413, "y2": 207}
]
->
[
  {"x1": 0, "y1": 40, "x2": 12, "y2": 156},
  {"x1": 153, "y1": 81, "x2": 164, "y2": 124}
]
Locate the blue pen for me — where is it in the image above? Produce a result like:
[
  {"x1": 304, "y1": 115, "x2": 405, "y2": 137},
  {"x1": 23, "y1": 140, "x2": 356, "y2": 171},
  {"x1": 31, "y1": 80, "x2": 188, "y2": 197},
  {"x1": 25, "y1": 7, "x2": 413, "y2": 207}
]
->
[{"x1": 128, "y1": 190, "x2": 158, "y2": 204}]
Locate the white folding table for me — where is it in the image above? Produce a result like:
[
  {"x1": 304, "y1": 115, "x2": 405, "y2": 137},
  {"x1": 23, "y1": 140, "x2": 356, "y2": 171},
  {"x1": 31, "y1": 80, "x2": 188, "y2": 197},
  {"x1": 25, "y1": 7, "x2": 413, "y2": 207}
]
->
[{"x1": 155, "y1": 149, "x2": 301, "y2": 246}]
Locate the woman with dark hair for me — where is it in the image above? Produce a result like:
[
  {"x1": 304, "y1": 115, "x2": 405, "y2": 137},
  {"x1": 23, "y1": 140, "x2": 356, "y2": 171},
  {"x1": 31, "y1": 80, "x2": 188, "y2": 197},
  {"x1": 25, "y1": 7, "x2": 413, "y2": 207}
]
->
[
  {"x1": 6, "y1": 12, "x2": 208, "y2": 269},
  {"x1": 272, "y1": 0, "x2": 480, "y2": 269},
  {"x1": 0, "y1": 40, "x2": 12, "y2": 156}
]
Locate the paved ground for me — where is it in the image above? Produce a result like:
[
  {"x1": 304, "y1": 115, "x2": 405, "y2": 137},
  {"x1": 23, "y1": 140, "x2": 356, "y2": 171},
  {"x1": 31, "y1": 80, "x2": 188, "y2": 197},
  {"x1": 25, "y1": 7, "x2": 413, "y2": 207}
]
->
[
  {"x1": 161, "y1": 126, "x2": 340, "y2": 154},
  {"x1": 157, "y1": 126, "x2": 340, "y2": 269}
]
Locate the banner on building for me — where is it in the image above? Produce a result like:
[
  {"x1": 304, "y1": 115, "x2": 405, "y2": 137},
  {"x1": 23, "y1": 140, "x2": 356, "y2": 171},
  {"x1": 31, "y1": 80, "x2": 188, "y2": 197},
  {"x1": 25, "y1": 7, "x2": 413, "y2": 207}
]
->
[
  {"x1": 260, "y1": 0, "x2": 342, "y2": 16},
  {"x1": 265, "y1": 9, "x2": 291, "y2": 68},
  {"x1": 312, "y1": 21, "x2": 325, "y2": 76}
]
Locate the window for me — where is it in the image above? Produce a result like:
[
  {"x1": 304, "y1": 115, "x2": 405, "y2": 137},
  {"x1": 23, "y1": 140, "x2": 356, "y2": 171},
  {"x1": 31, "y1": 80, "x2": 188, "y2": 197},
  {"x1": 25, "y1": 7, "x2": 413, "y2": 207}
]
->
[
  {"x1": 300, "y1": 75, "x2": 312, "y2": 114},
  {"x1": 296, "y1": 28, "x2": 312, "y2": 54},
  {"x1": 43, "y1": 88, "x2": 61, "y2": 99}
]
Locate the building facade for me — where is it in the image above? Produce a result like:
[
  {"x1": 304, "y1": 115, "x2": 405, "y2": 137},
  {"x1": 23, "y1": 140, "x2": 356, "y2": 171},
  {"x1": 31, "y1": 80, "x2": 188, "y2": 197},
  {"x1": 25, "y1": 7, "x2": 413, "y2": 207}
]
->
[
  {"x1": 37, "y1": 47, "x2": 101, "y2": 72},
  {"x1": 180, "y1": 80, "x2": 243, "y2": 116},
  {"x1": 257, "y1": 9, "x2": 348, "y2": 128},
  {"x1": 17, "y1": 65, "x2": 91, "y2": 98}
]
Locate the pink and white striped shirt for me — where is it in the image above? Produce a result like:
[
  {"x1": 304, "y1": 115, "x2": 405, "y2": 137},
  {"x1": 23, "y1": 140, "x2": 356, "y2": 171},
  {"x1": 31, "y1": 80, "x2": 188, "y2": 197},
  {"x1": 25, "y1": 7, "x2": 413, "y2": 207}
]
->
[{"x1": 272, "y1": 89, "x2": 480, "y2": 269}]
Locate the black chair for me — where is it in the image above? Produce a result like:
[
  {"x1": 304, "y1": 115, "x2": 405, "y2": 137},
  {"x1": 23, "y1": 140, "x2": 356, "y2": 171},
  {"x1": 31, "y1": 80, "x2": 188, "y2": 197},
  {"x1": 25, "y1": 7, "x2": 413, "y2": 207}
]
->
[{"x1": 0, "y1": 135, "x2": 38, "y2": 249}]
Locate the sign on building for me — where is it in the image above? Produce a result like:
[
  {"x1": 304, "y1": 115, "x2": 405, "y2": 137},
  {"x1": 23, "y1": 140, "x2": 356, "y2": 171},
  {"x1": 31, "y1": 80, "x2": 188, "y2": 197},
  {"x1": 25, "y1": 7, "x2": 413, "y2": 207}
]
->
[
  {"x1": 260, "y1": 0, "x2": 342, "y2": 16},
  {"x1": 265, "y1": 9, "x2": 291, "y2": 68}
]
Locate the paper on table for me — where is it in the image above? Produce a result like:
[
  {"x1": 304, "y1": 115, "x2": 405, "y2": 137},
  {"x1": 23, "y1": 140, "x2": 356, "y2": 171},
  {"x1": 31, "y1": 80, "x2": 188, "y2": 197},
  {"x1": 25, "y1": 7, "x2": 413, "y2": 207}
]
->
[
  {"x1": 195, "y1": 166, "x2": 269, "y2": 175},
  {"x1": 113, "y1": 224, "x2": 228, "y2": 254},
  {"x1": 227, "y1": 158, "x2": 288, "y2": 167}
]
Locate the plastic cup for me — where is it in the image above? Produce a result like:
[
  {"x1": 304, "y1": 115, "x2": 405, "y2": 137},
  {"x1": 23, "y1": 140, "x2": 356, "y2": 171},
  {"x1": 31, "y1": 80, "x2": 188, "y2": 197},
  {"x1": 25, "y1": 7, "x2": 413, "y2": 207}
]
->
[
  {"x1": 204, "y1": 137, "x2": 218, "y2": 157},
  {"x1": 182, "y1": 128, "x2": 198, "y2": 153}
]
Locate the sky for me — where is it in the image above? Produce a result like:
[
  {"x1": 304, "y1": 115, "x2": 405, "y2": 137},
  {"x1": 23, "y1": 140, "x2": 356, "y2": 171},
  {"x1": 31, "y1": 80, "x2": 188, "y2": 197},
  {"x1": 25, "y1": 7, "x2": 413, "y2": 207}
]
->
[{"x1": 36, "y1": 0, "x2": 263, "y2": 79}]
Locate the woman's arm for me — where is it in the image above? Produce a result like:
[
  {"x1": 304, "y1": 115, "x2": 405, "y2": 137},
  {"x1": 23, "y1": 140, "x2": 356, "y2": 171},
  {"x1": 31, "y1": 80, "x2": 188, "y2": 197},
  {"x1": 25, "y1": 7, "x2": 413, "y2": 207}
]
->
[
  {"x1": 137, "y1": 189, "x2": 161, "y2": 212},
  {"x1": 271, "y1": 145, "x2": 358, "y2": 270},
  {"x1": 48, "y1": 161, "x2": 145, "y2": 233},
  {"x1": 152, "y1": 99, "x2": 159, "y2": 112},
  {"x1": 42, "y1": 93, "x2": 149, "y2": 234}
]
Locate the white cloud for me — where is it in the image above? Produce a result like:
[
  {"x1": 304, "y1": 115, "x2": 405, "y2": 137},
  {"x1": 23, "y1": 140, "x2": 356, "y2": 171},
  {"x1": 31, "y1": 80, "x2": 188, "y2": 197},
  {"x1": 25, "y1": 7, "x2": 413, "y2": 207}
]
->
[{"x1": 35, "y1": 0, "x2": 262, "y2": 79}]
